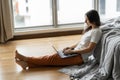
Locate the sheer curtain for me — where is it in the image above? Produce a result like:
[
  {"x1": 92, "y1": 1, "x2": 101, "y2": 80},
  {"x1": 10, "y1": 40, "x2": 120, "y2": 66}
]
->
[{"x1": 0, "y1": 0, "x2": 14, "y2": 43}]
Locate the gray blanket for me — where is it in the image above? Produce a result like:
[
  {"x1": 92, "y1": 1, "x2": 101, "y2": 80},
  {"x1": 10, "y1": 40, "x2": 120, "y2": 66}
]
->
[{"x1": 59, "y1": 16, "x2": 120, "y2": 80}]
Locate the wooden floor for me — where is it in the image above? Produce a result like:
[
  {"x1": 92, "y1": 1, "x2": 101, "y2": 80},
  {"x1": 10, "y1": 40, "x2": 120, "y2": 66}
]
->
[{"x1": 0, "y1": 34, "x2": 81, "y2": 80}]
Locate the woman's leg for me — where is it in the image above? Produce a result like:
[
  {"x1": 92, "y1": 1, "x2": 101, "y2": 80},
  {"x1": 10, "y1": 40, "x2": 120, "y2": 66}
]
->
[
  {"x1": 15, "y1": 50, "x2": 83, "y2": 69},
  {"x1": 27, "y1": 53, "x2": 83, "y2": 66}
]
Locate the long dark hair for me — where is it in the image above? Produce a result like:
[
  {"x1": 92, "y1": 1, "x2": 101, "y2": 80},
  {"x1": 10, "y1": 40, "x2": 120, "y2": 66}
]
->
[{"x1": 83, "y1": 10, "x2": 101, "y2": 33}]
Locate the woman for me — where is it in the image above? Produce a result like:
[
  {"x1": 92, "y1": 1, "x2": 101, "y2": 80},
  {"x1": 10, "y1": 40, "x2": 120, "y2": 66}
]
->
[{"x1": 15, "y1": 10, "x2": 102, "y2": 70}]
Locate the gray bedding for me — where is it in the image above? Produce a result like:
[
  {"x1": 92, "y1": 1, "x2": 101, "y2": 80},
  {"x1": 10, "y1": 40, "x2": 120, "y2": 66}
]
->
[{"x1": 59, "y1": 16, "x2": 120, "y2": 80}]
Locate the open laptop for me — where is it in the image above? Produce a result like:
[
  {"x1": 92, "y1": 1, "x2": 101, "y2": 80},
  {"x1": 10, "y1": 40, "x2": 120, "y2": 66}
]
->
[{"x1": 52, "y1": 46, "x2": 78, "y2": 58}]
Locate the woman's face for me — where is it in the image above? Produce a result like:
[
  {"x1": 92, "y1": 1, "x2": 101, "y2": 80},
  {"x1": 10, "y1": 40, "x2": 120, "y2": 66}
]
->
[{"x1": 85, "y1": 16, "x2": 92, "y2": 27}]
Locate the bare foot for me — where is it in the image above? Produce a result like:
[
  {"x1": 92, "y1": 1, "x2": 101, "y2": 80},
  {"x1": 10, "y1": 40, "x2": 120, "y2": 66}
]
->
[
  {"x1": 15, "y1": 50, "x2": 27, "y2": 61},
  {"x1": 16, "y1": 60, "x2": 29, "y2": 70}
]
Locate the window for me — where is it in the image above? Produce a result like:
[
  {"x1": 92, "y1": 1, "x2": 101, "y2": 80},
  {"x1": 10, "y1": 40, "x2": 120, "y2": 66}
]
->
[
  {"x1": 12, "y1": 0, "x2": 94, "y2": 29},
  {"x1": 99, "y1": 0, "x2": 120, "y2": 20},
  {"x1": 12, "y1": 0, "x2": 52, "y2": 28},
  {"x1": 12, "y1": 0, "x2": 120, "y2": 30},
  {"x1": 117, "y1": 0, "x2": 120, "y2": 11},
  {"x1": 57, "y1": 0, "x2": 93, "y2": 24},
  {"x1": 99, "y1": 0, "x2": 105, "y2": 15}
]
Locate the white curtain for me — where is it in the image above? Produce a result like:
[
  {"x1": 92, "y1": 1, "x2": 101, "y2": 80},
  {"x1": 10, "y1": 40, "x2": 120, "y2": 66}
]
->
[{"x1": 0, "y1": 0, "x2": 14, "y2": 43}]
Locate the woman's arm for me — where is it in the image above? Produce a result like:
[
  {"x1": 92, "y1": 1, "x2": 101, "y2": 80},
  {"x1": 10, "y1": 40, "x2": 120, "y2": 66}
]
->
[
  {"x1": 73, "y1": 42, "x2": 96, "y2": 54},
  {"x1": 64, "y1": 42, "x2": 96, "y2": 55}
]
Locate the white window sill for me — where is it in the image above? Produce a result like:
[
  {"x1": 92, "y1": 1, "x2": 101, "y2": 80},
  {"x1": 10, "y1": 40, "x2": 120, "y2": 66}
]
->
[{"x1": 14, "y1": 24, "x2": 84, "y2": 36}]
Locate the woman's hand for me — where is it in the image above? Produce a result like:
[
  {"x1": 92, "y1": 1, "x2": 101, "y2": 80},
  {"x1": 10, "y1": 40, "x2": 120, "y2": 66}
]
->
[
  {"x1": 63, "y1": 48, "x2": 74, "y2": 55},
  {"x1": 63, "y1": 47, "x2": 71, "y2": 52}
]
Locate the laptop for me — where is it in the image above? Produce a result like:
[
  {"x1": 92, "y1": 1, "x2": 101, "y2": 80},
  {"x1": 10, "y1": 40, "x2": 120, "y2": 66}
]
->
[{"x1": 52, "y1": 46, "x2": 78, "y2": 58}]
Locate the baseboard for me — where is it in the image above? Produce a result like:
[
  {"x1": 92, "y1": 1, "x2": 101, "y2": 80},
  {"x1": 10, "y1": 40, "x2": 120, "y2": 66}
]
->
[{"x1": 13, "y1": 30, "x2": 83, "y2": 40}]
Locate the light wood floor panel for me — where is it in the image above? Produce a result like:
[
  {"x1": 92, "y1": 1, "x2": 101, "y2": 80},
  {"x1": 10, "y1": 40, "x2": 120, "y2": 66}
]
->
[{"x1": 0, "y1": 35, "x2": 81, "y2": 80}]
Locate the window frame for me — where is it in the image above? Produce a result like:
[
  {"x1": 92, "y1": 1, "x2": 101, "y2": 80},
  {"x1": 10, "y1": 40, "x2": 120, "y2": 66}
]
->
[{"x1": 12, "y1": 0, "x2": 98, "y2": 35}]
